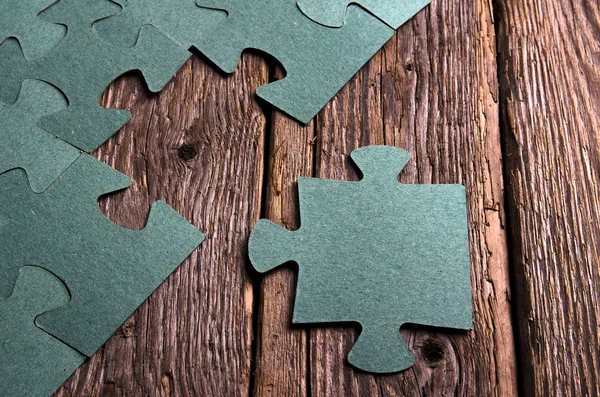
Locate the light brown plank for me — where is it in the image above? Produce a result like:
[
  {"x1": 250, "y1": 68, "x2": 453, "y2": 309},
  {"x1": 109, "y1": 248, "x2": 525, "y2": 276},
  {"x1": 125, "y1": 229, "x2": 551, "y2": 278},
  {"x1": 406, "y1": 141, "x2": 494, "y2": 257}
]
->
[
  {"x1": 307, "y1": 0, "x2": 517, "y2": 395},
  {"x1": 53, "y1": 52, "x2": 268, "y2": 396},
  {"x1": 496, "y1": 0, "x2": 600, "y2": 395}
]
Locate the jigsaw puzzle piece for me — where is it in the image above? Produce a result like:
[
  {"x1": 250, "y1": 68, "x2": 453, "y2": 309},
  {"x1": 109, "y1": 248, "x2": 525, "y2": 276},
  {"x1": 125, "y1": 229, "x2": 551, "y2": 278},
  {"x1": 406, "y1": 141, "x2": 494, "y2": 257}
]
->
[
  {"x1": 0, "y1": 0, "x2": 65, "y2": 59},
  {"x1": 249, "y1": 146, "x2": 472, "y2": 373},
  {"x1": 297, "y1": 0, "x2": 430, "y2": 29},
  {"x1": 0, "y1": 266, "x2": 84, "y2": 397},
  {"x1": 0, "y1": 0, "x2": 190, "y2": 152},
  {"x1": 94, "y1": 0, "x2": 227, "y2": 49},
  {"x1": 0, "y1": 154, "x2": 205, "y2": 356},
  {"x1": 195, "y1": 0, "x2": 394, "y2": 123},
  {"x1": 0, "y1": 79, "x2": 81, "y2": 193}
]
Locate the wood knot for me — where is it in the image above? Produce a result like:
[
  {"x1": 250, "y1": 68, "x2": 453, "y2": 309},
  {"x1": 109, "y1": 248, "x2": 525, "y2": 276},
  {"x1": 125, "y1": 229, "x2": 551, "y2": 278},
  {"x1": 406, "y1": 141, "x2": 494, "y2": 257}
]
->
[
  {"x1": 120, "y1": 323, "x2": 135, "y2": 338},
  {"x1": 405, "y1": 62, "x2": 414, "y2": 71},
  {"x1": 178, "y1": 144, "x2": 198, "y2": 161},
  {"x1": 420, "y1": 339, "x2": 445, "y2": 364}
]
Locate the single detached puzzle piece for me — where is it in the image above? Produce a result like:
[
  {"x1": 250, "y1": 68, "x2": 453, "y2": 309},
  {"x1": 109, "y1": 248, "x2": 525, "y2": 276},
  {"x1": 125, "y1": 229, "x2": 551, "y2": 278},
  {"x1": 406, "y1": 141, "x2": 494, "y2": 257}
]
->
[
  {"x1": 297, "y1": 0, "x2": 430, "y2": 29},
  {"x1": 0, "y1": 0, "x2": 190, "y2": 152},
  {"x1": 0, "y1": 266, "x2": 84, "y2": 397},
  {"x1": 249, "y1": 146, "x2": 472, "y2": 373},
  {"x1": 0, "y1": 79, "x2": 81, "y2": 193},
  {"x1": 94, "y1": 0, "x2": 227, "y2": 49},
  {"x1": 0, "y1": 0, "x2": 65, "y2": 59},
  {"x1": 0, "y1": 154, "x2": 205, "y2": 356},
  {"x1": 195, "y1": 0, "x2": 394, "y2": 123}
]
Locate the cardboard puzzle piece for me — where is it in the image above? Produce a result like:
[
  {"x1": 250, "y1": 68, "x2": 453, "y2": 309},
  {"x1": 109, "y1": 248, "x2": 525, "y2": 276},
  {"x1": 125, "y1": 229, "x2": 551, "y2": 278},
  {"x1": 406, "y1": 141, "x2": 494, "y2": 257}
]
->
[
  {"x1": 0, "y1": 79, "x2": 81, "y2": 193},
  {"x1": 0, "y1": 0, "x2": 65, "y2": 59},
  {"x1": 195, "y1": 0, "x2": 394, "y2": 123},
  {"x1": 0, "y1": 154, "x2": 205, "y2": 356},
  {"x1": 0, "y1": 0, "x2": 190, "y2": 152},
  {"x1": 0, "y1": 266, "x2": 84, "y2": 397},
  {"x1": 297, "y1": 0, "x2": 430, "y2": 29},
  {"x1": 249, "y1": 146, "x2": 472, "y2": 373},
  {"x1": 94, "y1": 0, "x2": 227, "y2": 49}
]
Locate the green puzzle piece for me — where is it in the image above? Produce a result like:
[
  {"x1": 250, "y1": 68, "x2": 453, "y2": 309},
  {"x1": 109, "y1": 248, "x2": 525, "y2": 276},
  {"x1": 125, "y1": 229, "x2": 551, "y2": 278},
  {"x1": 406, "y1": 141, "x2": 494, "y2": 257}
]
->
[
  {"x1": 0, "y1": 0, "x2": 65, "y2": 59},
  {"x1": 0, "y1": 154, "x2": 204, "y2": 356},
  {"x1": 0, "y1": 79, "x2": 80, "y2": 193},
  {"x1": 0, "y1": 0, "x2": 190, "y2": 152},
  {"x1": 0, "y1": 266, "x2": 84, "y2": 397},
  {"x1": 297, "y1": 0, "x2": 430, "y2": 29},
  {"x1": 195, "y1": 0, "x2": 394, "y2": 123},
  {"x1": 94, "y1": 0, "x2": 227, "y2": 49},
  {"x1": 249, "y1": 146, "x2": 472, "y2": 373}
]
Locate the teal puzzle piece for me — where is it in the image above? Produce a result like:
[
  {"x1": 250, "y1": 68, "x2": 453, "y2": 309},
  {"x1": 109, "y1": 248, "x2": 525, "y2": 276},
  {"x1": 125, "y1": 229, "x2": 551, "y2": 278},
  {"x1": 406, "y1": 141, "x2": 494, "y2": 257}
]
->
[
  {"x1": 0, "y1": 154, "x2": 205, "y2": 356},
  {"x1": 0, "y1": 266, "x2": 84, "y2": 397},
  {"x1": 195, "y1": 0, "x2": 394, "y2": 123},
  {"x1": 0, "y1": 0, "x2": 65, "y2": 59},
  {"x1": 0, "y1": 79, "x2": 80, "y2": 193},
  {"x1": 297, "y1": 0, "x2": 430, "y2": 29},
  {"x1": 249, "y1": 146, "x2": 472, "y2": 373},
  {"x1": 94, "y1": 0, "x2": 227, "y2": 49},
  {"x1": 0, "y1": 0, "x2": 190, "y2": 152}
]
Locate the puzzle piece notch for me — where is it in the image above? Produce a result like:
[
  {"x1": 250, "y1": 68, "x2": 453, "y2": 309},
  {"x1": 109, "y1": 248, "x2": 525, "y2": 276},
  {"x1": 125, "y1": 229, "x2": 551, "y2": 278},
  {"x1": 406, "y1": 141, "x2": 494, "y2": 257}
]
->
[
  {"x1": 297, "y1": 0, "x2": 430, "y2": 29},
  {"x1": 195, "y1": 0, "x2": 394, "y2": 123},
  {"x1": 0, "y1": 0, "x2": 191, "y2": 152},
  {"x1": 249, "y1": 146, "x2": 472, "y2": 373},
  {"x1": 0, "y1": 154, "x2": 205, "y2": 356},
  {"x1": 0, "y1": 266, "x2": 84, "y2": 397},
  {"x1": 0, "y1": 0, "x2": 66, "y2": 59},
  {"x1": 93, "y1": 0, "x2": 227, "y2": 50},
  {"x1": 0, "y1": 79, "x2": 81, "y2": 193}
]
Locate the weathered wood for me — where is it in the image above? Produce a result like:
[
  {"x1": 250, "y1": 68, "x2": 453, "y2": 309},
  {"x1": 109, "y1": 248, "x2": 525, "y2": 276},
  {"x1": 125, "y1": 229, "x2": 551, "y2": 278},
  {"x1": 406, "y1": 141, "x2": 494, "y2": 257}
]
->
[
  {"x1": 496, "y1": 0, "x2": 600, "y2": 395},
  {"x1": 252, "y1": 102, "x2": 314, "y2": 396},
  {"x1": 54, "y1": 53, "x2": 269, "y2": 396},
  {"x1": 305, "y1": 0, "x2": 517, "y2": 394}
]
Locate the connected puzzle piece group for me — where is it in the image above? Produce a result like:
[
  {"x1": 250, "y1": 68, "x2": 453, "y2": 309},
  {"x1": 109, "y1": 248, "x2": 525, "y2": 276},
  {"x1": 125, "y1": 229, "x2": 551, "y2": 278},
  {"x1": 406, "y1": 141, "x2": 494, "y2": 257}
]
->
[
  {"x1": 0, "y1": 1, "x2": 205, "y2": 394},
  {"x1": 0, "y1": 80, "x2": 204, "y2": 395}
]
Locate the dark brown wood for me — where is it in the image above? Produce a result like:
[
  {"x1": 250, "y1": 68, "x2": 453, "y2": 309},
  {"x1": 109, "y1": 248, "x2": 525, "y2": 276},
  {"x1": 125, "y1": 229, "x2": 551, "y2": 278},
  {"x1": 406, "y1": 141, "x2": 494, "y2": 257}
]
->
[{"x1": 496, "y1": 0, "x2": 600, "y2": 395}]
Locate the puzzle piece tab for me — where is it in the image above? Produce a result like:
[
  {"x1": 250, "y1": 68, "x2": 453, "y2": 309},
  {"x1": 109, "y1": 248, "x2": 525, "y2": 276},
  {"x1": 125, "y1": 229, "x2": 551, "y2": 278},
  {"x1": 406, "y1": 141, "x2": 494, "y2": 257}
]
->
[
  {"x1": 0, "y1": 154, "x2": 204, "y2": 356},
  {"x1": 249, "y1": 146, "x2": 472, "y2": 373},
  {"x1": 297, "y1": 0, "x2": 430, "y2": 29},
  {"x1": 0, "y1": 0, "x2": 190, "y2": 152},
  {"x1": 0, "y1": 266, "x2": 84, "y2": 397},
  {"x1": 0, "y1": 79, "x2": 80, "y2": 193},
  {"x1": 0, "y1": 0, "x2": 65, "y2": 59},
  {"x1": 94, "y1": 0, "x2": 227, "y2": 49},
  {"x1": 195, "y1": 0, "x2": 394, "y2": 123}
]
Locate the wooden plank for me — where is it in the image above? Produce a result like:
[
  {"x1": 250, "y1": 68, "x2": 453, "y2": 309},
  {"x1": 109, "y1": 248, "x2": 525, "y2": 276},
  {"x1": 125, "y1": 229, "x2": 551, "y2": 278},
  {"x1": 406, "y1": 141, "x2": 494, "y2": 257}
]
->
[
  {"x1": 252, "y1": 96, "x2": 314, "y2": 396},
  {"x1": 307, "y1": 1, "x2": 517, "y2": 395},
  {"x1": 496, "y1": 0, "x2": 600, "y2": 395},
  {"x1": 54, "y1": 53, "x2": 268, "y2": 396}
]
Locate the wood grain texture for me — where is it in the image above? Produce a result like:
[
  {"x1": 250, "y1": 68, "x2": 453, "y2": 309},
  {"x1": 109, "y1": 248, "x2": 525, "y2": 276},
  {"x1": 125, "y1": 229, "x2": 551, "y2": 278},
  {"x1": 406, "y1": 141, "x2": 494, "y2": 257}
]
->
[
  {"x1": 252, "y1": 67, "x2": 314, "y2": 396},
  {"x1": 54, "y1": 52, "x2": 268, "y2": 396},
  {"x1": 496, "y1": 0, "x2": 600, "y2": 395}
]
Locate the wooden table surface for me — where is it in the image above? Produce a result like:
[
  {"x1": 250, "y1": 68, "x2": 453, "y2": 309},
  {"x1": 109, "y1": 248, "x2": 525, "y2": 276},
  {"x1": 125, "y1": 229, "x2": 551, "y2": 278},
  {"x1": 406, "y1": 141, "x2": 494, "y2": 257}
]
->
[{"x1": 53, "y1": 0, "x2": 600, "y2": 395}]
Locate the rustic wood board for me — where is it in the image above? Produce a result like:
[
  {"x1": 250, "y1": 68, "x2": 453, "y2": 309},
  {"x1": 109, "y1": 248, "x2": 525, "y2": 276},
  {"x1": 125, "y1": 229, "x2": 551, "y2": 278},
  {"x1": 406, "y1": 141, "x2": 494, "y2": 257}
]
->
[
  {"x1": 497, "y1": 0, "x2": 600, "y2": 395},
  {"x1": 49, "y1": 0, "x2": 600, "y2": 395}
]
